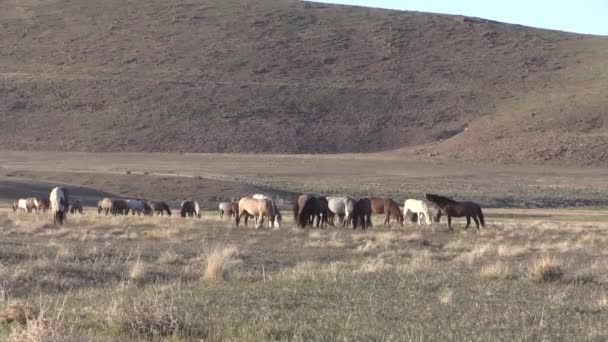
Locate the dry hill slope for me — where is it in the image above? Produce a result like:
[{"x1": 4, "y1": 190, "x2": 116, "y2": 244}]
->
[{"x1": 0, "y1": 0, "x2": 607, "y2": 164}]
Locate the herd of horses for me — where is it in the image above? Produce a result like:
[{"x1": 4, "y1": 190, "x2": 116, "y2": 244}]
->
[{"x1": 10, "y1": 188, "x2": 486, "y2": 231}]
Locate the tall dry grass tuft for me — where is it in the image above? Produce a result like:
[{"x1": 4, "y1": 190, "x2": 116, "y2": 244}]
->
[
  {"x1": 203, "y1": 244, "x2": 240, "y2": 282},
  {"x1": 7, "y1": 305, "x2": 64, "y2": 342},
  {"x1": 528, "y1": 256, "x2": 564, "y2": 282},
  {"x1": 129, "y1": 254, "x2": 146, "y2": 281},
  {"x1": 479, "y1": 261, "x2": 515, "y2": 280}
]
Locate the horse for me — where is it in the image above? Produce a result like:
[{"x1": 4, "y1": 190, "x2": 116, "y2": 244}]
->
[
  {"x1": 17, "y1": 199, "x2": 28, "y2": 213},
  {"x1": 425, "y1": 194, "x2": 485, "y2": 231},
  {"x1": 148, "y1": 201, "x2": 172, "y2": 216},
  {"x1": 50, "y1": 187, "x2": 69, "y2": 225},
  {"x1": 111, "y1": 199, "x2": 128, "y2": 215},
  {"x1": 252, "y1": 194, "x2": 282, "y2": 228},
  {"x1": 382, "y1": 198, "x2": 404, "y2": 227},
  {"x1": 25, "y1": 198, "x2": 39, "y2": 213},
  {"x1": 403, "y1": 199, "x2": 442, "y2": 226},
  {"x1": 352, "y1": 198, "x2": 372, "y2": 229},
  {"x1": 218, "y1": 202, "x2": 234, "y2": 218},
  {"x1": 236, "y1": 197, "x2": 275, "y2": 229},
  {"x1": 293, "y1": 194, "x2": 329, "y2": 228},
  {"x1": 98, "y1": 198, "x2": 113, "y2": 215},
  {"x1": 125, "y1": 199, "x2": 152, "y2": 216},
  {"x1": 11, "y1": 201, "x2": 18, "y2": 212},
  {"x1": 69, "y1": 200, "x2": 83, "y2": 214},
  {"x1": 327, "y1": 197, "x2": 346, "y2": 226},
  {"x1": 37, "y1": 198, "x2": 50, "y2": 213},
  {"x1": 180, "y1": 200, "x2": 200, "y2": 218}
]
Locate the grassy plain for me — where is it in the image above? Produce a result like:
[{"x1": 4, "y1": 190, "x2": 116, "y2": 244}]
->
[{"x1": 1, "y1": 208, "x2": 608, "y2": 340}]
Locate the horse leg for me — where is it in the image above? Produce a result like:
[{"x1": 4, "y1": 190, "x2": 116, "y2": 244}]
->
[
  {"x1": 473, "y1": 216, "x2": 480, "y2": 231},
  {"x1": 447, "y1": 215, "x2": 453, "y2": 230},
  {"x1": 465, "y1": 216, "x2": 471, "y2": 229}
]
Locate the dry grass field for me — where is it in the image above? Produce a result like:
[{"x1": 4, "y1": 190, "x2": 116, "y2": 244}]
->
[{"x1": 1, "y1": 208, "x2": 608, "y2": 340}]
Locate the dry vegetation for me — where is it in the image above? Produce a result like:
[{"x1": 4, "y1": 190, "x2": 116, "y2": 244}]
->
[{"x1": 1, "y1": 208, "x2": 608, "y2": 340}]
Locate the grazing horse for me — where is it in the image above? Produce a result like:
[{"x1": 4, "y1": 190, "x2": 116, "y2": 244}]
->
[
  {"x1": 11, "y1": 201, "x2": 18, "y2": 212},
  {"x1": 125, "y1": 199, "x2": 152, "y2": 216},
  {"x1": 382, "y1": 198, "x2": 404, "y2": 227},
  {"x1": 37, "y1": 199, "x2": 50, "y2": 213},
  {"x1": 25, "y1": 198, "x2": 39, "y2": 213},
  {"x1": 252, "y1": 194, "x2": 282, "y2": 228},
  {"x1": 352, "y1": 198, "x2": 372, "y2": 229},
  {"x1": 98, "y1": 198, "x2": 113, "y2": 215},
  {"x1": 218, "y1": 202, "x2": 235, "y2": 219},
  {"x1": 236, "y1": 197, "x2": 275, "y2": 229},
  {"x1": 50, "y1": 187, "x2": 69, "y2": 225},
  {"x1": 180, "y1": 200, "x2": 200, "y2": 218},
  {"x1": 17, "y1": 199, "x2": 28, "y2": 212},
  {"x1": 112, "y1": 199, "x2": 128, "y2": 215},
  {"x1": 69, "y1": 200, "x2": 83, "y2": 214},
  {"x1": 425, "y1": 194, "x2": 485, "y2": 231},
  {"x1": 149, "y1": 201, "x2": 171, "y2": 216},
  {"x1": 403, "y1": 199, "x2": 441, "y2": 226},
  {"x1": 327, "y1": 197, "x2": 346, "y2": 226},
  {"x1": 293, "y1": 194, "x2": 329, "y2": 228}
]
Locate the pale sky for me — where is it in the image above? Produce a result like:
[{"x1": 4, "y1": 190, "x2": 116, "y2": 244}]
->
[{"x1": 312, "y1": 0, "x2": 608, "y2": 35}]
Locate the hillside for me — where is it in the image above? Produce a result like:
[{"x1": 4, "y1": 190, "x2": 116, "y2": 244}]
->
[{"x1": 1, "y1": 0, "x2": 607, "y2": 164}]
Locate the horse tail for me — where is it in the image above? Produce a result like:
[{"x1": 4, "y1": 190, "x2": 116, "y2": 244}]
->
[{"x1": 477, "y1": 206, "x2": 485, "y2": 227}]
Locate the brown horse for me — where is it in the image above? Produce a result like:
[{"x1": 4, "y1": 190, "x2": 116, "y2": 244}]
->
[
  {"x1": 371, "y1": 197, "x2": 403, "y2": 227},
  {"x1": 149, "y1": 201, "x2": 172, "y2": 216},
  {"x1": 218, "y1": 201, "x2": 237, "y2": 219},
  {"x1": 236, "y1": 197, "x2": 274, "y2": 229},
  {"x1": 352, "y1": 198, "x2": 372, "y2": 229},
  {"x1": 293, "y1": 194, "x2": 329, "y2": 228},
  {"x1": 69, "y1": 200, "x2": 83, "y2": 214},
  {"x1": 425, "y1": 194, "x2": 485, "y2": 231},
  {"x1": 37, "y1": 198, "x2": 50, "y2": 213}
]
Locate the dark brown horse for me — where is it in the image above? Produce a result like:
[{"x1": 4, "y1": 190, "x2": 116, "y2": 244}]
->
[
  {"x1": 37, "y1": 198, "x2": 50, "y2": 213},
  {"x1": 425, "y1": 194, "x2": 485, "y2": 231},
  {"x1": 293, "y1": 194, "x2": 329, "y2": 228},
  {"x1": 111, "y1": 199, "x2": 128, "y2": 215},
  {"x1": 149, "y1": 201, "x2": 172, "y2": 216},
  {"x1": 371, "y1": 197, "x2": 403, "y2": 227},
  {"x1": 69, "y1": 200, "x2": 83, "y2": 214},
  {"x1": 352, "y1": 198, "x2": 372, "y2": 229}
]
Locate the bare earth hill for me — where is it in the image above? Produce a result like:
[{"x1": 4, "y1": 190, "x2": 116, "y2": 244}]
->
[{"x1": 1, "y1": 0, "x2": 607, "y2": 164}]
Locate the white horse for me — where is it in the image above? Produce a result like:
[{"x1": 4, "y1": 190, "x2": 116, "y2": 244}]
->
[
  {"x1": 252, "y1": 194, "x2": 281, "y2": 228},
  {"x1": 125, "y1": 199, "x2": 151, "y2": 216},
  {"x1": 327, "y1": 197, "x2": 356, "y2": 227},
  {"x1": 17, "y1": 199, "x2": 28, "y2": 212},
  {"x1": 50, "y1": 187, "x2": 69, "y2": 225},
  {"x1": 403, "y1": 199, "x2": 441, "y2": 225},
  {"x1": 194, "y1": 201, "x2": 201, "y2": 218}
]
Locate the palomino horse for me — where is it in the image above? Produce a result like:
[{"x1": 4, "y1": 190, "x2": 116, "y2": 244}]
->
[
  {"x1": 352, "y1": 198, "x2": 372, "y2": 229},
  {"x1": 148, "y1": 201, "x2": 172, "y2": 216},
  {"x1": 69, "y1": 200, "x2": 83, "y2": 214},
  {"x1": 236, "y1": 197, "x2": 275, "y2": 229},
  {"x1": 371, "y1": 197, "x2": 403, "y2": 227},
  {"x1": 180, "y1": 200, "x2": 200, "y2": 218},
  {"x1": 425, "y1": 194, "x2": 485, "y2": 231},
  {"x1": 50, "y1": 187, "x2": 69, "y2": 225},
  {"x1": 98, "y1": 198, "x2": 112, "y2": 215},
  {"x1": 252, "y1": 194, "x2": 282, "y2": 228},
  {"x1": 293, "y1": 194, "x2": 329, "y2": 228},
  {"x1": 403, "y1": 199, "x2": 442, "y2": 226}
]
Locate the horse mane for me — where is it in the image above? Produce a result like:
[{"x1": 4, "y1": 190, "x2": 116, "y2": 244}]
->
[{"x1": 425, "y1": 193, "x2": 457, "y2": 207}]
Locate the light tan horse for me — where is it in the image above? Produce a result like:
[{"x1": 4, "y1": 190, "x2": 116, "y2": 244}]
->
[
  {"x1": 98, "y1": 198, "x2": 113, "y2": 215},
  {"x1": 235, "y1": 197, "x2": 274, "y2": 229},
  {"x1": 25, "y1": 198, "x2": 39, "y2": 213}
]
